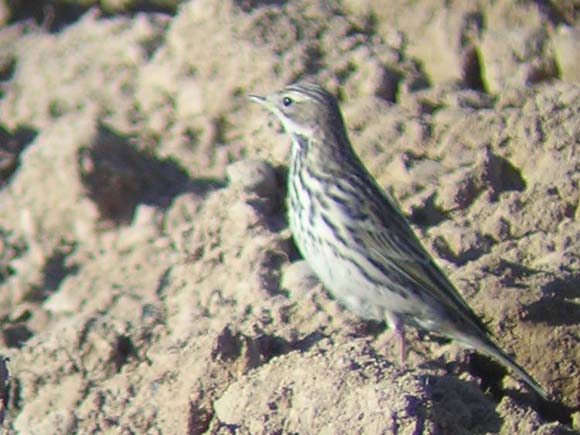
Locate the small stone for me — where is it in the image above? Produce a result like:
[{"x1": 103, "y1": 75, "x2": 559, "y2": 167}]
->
[{"x1": 226, "y1": 159, "x2": 279, "y2": 198}]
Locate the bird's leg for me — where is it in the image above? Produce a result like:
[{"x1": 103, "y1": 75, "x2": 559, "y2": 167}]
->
[
  {"x1": 384, "y1": 312, "x2": 407, "y2": 364},
  {"x1": 395, "y1": 326, "x2": 407, "y2": 364}
]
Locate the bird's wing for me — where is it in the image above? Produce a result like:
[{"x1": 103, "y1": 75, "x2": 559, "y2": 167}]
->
[{"x1": 356, "y1": 193, "x2": 490, "y2": 333}]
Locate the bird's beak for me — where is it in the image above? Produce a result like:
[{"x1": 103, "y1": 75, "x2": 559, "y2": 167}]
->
[
  {"x1": 248, "y1": 94, "x2": 269, "y2": 108},
  {"x1": 249, "y1": 94, "x2": 277, "y2": 116},
  {"x1": 248, "y1": 94, "x2": 265, "y2": 103}
]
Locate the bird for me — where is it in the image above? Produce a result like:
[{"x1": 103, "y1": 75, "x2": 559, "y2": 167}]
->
[{"x1": 249, "y1": 81, "x2": 548, "y2": 400}]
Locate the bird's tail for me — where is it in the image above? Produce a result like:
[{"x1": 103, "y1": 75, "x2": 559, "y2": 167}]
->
[{"x1": 459, "y1": 333, "x2": 549, "y2": 401}]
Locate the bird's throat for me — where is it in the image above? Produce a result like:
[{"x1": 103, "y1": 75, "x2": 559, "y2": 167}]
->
[{"x1": 291, "y1": 133, "x2": 310, "y2": 154}]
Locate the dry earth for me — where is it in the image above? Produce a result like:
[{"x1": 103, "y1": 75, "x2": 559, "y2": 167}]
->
[{"x1": 0, "y1": 0, "x2": 580, "y2": 433}]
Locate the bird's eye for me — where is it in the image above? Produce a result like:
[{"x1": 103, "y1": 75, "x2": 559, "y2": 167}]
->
[{"x1": 282, "y1": 97, "x2": 294, "y2": 107}]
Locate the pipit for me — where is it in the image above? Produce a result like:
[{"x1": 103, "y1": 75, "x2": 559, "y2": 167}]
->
[{"x1": 250, "y1": 82, "x2": 548, "y2": 400}]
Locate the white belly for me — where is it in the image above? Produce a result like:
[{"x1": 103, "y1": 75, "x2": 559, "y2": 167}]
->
[{"x1": 289, "y1": 205, "x2": 414, "y2": 321}]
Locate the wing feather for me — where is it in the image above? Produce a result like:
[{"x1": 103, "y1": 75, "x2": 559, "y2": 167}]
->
[{"x1": 350, "y1": 180, "x2": 489, "y2": 334}]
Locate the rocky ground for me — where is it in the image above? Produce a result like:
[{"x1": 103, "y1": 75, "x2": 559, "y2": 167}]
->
[{"x1": 0, "y1": 0, "x2": 579, "y2": 433}]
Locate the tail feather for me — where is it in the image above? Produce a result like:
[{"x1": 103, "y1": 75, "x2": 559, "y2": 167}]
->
[{"x1": 463, "y1": 334, "x2": 549, "y2": 400}]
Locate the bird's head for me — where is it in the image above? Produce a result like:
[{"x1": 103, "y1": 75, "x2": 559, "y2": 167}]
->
[{"x1": 250, "y1": 82, "x2": 344, "y2": 139}]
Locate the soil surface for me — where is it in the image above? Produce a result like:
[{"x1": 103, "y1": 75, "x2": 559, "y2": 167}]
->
[{"x1": 0, "y1": 0, "x2": 579, "y2": 433}]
